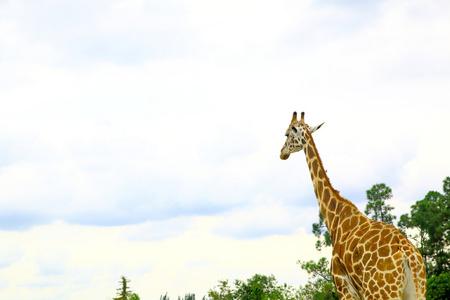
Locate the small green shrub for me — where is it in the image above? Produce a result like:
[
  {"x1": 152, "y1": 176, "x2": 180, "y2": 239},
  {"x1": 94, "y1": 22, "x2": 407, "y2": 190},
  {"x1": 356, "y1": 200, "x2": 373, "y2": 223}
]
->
[{"x1": 427, "y1": 273, "x2": 450, "y2": 300}]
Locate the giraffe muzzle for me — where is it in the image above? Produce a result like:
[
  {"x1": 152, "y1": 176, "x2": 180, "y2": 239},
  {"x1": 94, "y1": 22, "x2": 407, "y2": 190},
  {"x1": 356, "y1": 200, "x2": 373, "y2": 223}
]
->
[{"x1": 280, "y1": 153, "x2": 290, "y2": 160}]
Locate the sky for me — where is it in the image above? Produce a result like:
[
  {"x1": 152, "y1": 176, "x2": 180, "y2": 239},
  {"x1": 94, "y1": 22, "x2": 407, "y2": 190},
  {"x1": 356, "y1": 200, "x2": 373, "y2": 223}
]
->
[{"x1": 0, "y1": 0, "x2": 449, "y2": 299}]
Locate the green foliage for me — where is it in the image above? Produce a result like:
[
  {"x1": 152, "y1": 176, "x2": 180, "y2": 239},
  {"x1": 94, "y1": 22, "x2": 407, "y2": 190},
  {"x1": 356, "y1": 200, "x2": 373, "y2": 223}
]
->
[
  {"x1": 130, "y1": 293, "x2": 141, "y2": 300},
  {"x1": 297, "y1": 280, "x2": 337, "y2": 300},
  {"x1": 113, "y1": 276, "x2": 134, "y2": 300},
  {"x1": 297, "y1": 259, "x2": 337, "y2": 300},
  {"x1": 298, "y1": 258, "x2": 331, "y2": 282},
  {"x1": 160, "y1": 293, "x2": 170, "y2": 300},
  {"x1": 111, "y1": 276, "x2": 141, "y2": 300},
  {"x1": 398, "y1": 177, "x2": 450, "y2": 277},
  {"x1": 234, "y1": 274, "x2": 295, "y2": 300},
  {"x1": 208, "y1": 280, "x2": 234, "y2": 300},
  {"x1": 397, "y1": 213, "x2": 410, "y2": 237},
  {"x1": 208, "y1": 274, "x2": 297, "y2": 300},
  {"x1": 364, "y1": 183, "x2": 396, "y2": 225},
  {"x1": 178, "y1": 294, "x2": 200, "y2": 300},
  {"x1": 427, "y1": 273, "x2": 450, "y2": 300},
  {"x1": 159, "y1": 292, "x2": 206, "y2": 300},
  {"x1": 312, "y1": 213, "x2": 332, "y2": 251}
]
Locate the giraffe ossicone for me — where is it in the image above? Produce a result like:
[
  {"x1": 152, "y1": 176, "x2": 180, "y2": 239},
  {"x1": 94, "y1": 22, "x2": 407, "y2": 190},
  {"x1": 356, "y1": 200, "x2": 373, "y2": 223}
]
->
[{"x1": 280, "y1": 111, "x2": 426, "y2": 300}]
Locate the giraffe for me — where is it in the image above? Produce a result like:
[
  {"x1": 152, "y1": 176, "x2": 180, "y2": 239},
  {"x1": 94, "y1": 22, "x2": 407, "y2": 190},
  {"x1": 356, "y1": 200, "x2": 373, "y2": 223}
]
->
[{"x1": 280, "y1": 112, "x2": 426, "y2": 300}]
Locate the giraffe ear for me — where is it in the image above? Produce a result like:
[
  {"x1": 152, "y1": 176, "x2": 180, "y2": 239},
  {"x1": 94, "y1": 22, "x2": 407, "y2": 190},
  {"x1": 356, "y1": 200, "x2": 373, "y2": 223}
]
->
[{"x1": 309, "y1": 122, "x2": 324, "y2": 134}]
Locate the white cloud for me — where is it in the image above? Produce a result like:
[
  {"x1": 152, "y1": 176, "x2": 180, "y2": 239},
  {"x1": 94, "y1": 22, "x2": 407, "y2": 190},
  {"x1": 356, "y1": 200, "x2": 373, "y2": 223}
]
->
[
  {"x1": 0, "y1": 0, "x2": 448, "y2": 230},
  {"x1": 212, "y1": 196, "x2": 319, "y2": 238}
]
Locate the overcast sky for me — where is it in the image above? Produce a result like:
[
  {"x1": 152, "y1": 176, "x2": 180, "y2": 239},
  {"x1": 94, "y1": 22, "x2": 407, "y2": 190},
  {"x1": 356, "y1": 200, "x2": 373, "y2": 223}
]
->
[{"x1": 1, "y1": 0, "x2": 449, "y2": 299}]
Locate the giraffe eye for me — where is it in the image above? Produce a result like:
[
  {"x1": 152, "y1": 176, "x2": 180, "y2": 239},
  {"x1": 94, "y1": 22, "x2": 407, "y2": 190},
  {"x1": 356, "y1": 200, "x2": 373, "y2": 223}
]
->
[{"x1": 291, "y1": 126, "x2": 298, "y2": 133}]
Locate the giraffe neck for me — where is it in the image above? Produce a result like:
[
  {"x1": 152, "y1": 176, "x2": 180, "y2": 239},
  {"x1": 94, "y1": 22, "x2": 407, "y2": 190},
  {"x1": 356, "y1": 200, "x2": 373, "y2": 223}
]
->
[{"x1": 302, "y1": 130, "x2": 364, "y2": 244}]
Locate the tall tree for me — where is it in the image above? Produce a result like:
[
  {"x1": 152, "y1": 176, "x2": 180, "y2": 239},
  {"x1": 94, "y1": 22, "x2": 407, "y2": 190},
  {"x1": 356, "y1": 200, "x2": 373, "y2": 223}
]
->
[
  {"x1": 113, "y1": 276, "x2": 134, "y2": 300},
  {"x1": 364, "y1": 183, "x2": 396, "y2": 224},
  {"x1": 398, "y1": 177, "x2": 450, "y2": 277}
]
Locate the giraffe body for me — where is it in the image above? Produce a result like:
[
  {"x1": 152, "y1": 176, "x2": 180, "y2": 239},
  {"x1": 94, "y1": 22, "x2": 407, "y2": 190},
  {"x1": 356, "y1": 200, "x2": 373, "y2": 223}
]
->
[{"x1": 280, "y1": 112, "x2": 426, "y2": 300}]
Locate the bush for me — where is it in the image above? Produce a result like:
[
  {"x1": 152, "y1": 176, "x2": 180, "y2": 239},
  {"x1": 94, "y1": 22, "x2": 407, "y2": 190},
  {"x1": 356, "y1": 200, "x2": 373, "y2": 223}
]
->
[
  {"x1": 427, "y1": 273, "x2": 450, "y2": 300},
  {"x1": 208, "y1": 274, "x2": 297, "y2": 300}
]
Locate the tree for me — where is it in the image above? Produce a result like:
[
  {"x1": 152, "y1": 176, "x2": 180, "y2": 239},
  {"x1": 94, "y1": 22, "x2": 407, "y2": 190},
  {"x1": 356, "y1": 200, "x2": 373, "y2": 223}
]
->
[
  {"x1": 297, "y1": 259, "x2": 338, "y2": 300},
  {"x1": 398, "y1": 177, "x2": 450, "y2": 277},
  {"x1": 113, "y1": 276, "x2": 136, "y2": 300},
  {"x1": 234, "y1": 274, "x2": 294, "y2": 300},
  {"x1": 208, "y1": 274, "x2": 296, "y2": 300},
  {"x1": 298, "y1": 258, "x2": 332, "y2": 282},
  {"x1": 364, "y1": 183, "x2": 396, "y2": 224},
  {"x1": 427, "y1": 273, "x2": 450, "y2": 300},
  {"x1": 208, "y1": 280, "x2": 234, "y2": 300},
  {"x1": 298, "y1": 280, "x2": 337, "y2": 300}
]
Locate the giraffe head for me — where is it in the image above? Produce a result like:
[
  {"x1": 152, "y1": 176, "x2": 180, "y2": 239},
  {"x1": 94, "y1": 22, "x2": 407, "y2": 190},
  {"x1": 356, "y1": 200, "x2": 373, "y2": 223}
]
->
[{"x1": 280, "y1": 111, "x2": 324, "y2": 160}]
